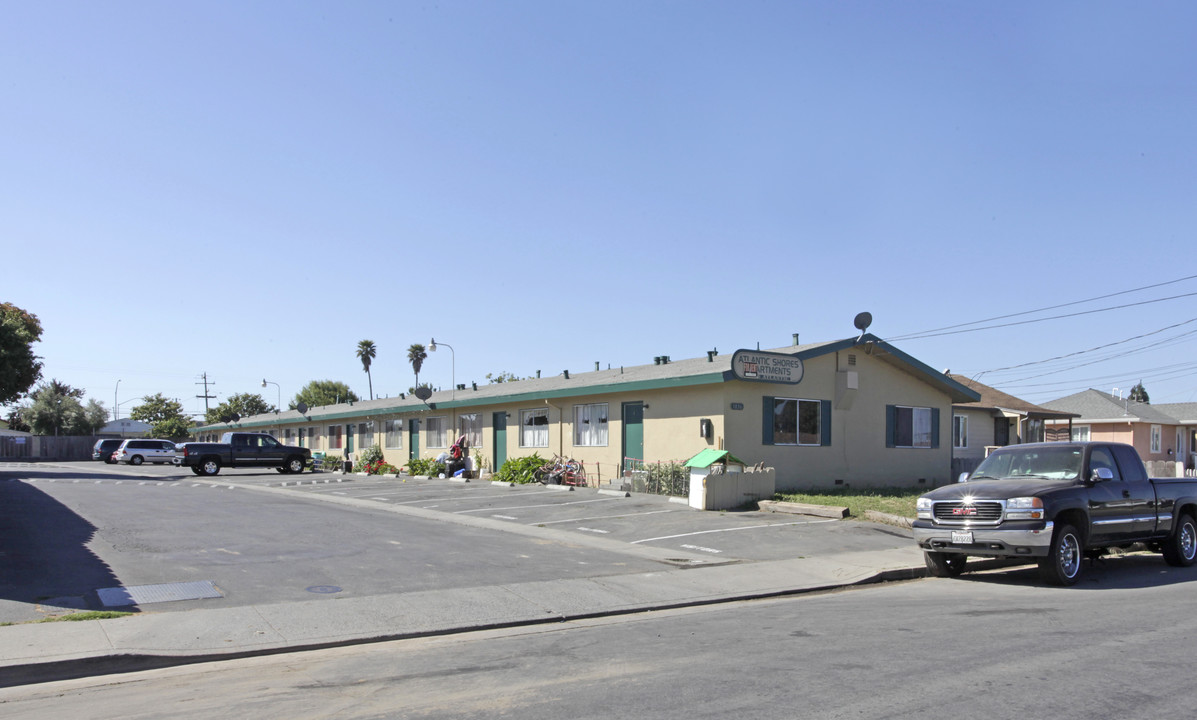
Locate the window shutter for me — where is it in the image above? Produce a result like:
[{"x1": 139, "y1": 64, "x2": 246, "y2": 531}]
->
[
  {"x1": 931, "y1": 408, "x2": 940, "y2": 449},
  {"x1": 762, "y1": 397, "x2": 775, "y2": 446},
  {"x1": 820, "y1": 400, "x2": 832, "y2": 446},
  {"x1": 885, "y1": 405, "x2": 896, "y2": 448}
]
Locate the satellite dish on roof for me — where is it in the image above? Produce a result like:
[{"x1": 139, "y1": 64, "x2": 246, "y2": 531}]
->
[
  {"x1": 414, "y1": 386, "x2": 433, "y2": 401},
  {"x1": 296, "y1": 402, "x2": 308, "y2": 415},
  {"x1": 853, "y1": 312, "x2": 873, "y2": 332}
]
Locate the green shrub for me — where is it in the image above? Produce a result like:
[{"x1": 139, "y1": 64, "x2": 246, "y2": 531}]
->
[
  {"x1": 405, "y1": 457, "x2": 446, "y2": 477},
  {"x1": 494, "y1": 454, "x2": 545, "y2": 484},
  {"x1": 353, "y1": 445, "x2": 386, "y2": 473}
]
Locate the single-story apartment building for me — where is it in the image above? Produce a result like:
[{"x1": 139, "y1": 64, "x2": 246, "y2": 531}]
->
[{"x1": 191, "y1": 333, "x2": 981, "y2": 490}]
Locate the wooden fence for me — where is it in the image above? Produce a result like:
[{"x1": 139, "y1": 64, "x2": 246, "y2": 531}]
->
[{"x1": 0, "y1": 435, "x2": 100, "y2": 461}]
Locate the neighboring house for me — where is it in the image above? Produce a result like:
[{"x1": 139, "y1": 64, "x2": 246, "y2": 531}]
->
[
  {"x1": 99, "y1": 418, "x2": 152, "y2": 438},
  {"x1": 1041, "y1": 389, "x2": 1191, "y2": 473},
  {"x1": 946, "y1": 374, "x2": 1078, "y2": 476},
  {"x1": 191, "y1": 333, "x2": 980, "y2": 490}
]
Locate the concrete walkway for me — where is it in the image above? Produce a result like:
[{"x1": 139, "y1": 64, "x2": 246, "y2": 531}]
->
[{"x1": 0, "y1": 545, "x2": 927, "y2": 687}]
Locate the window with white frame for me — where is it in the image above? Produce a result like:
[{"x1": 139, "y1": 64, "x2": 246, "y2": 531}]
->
[
  {"x1": 520, "y1": 408, "x2": 549, "y2": 448},
  {"x1": 573, "y1": 403, "x2": 609, "y2": 446},
  {"x1": 1071, "y1": 425, "x2": 1090, "y2": 442},
  {"x1": 893, "y1": 406, "x2": 933, "y2": 448},
  {"x1": 360, "y1": 421, "x2": 375, "y2": 449},
  {"x1": 771, "y1": 398, "x2": 821, "y2": 446},
  {"x1": 385, "y1": 420, "x2": 403, "y2": 449},
  {"x1": 426, "y1": 417, "x2": 447, "y2": 448},
  {"x1": 458, "y1": 413, "x2": 482, "y2": 448},
  {"x1": 952, "y1": 415, "x2": 967, "y2": 449},
  {"x1": 1151, "y1": 425, "x2": 1162, "y2": 454}
]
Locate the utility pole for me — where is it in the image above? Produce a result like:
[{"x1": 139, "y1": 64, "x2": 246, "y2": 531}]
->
[{"x1": 196, "y1": 372, "x2": 216, "y2": 415}]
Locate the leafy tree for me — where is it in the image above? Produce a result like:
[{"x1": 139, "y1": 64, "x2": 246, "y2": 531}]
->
[
  {"x1": 407, "y1": 343, "x2": 427, "y2": 386},
  {"x1": 79, "y1": 399, "x2": 110, "y2": 434},
  {"x1": 129, "y1": 394, "x2": 192, "y2": 440},
  {"x1": 0, "y1": 302, "x2": 44, "y2": 405},
  {"x1": 486, "y1": 371, "x2": 520, "y2": 384},
  {"x1": 4, "y1": 407, "x2": 30, "y2": 432},
  {"x1": 17, "y1": 380, "x2": 109, "y2": 435},
  {"x1": 290, "y1": 380, "x2": 359, "y2": 410},
  {"x1": 205, "y1": 393, "x2": 276, "y2": 425},
  {"x1": 1128, "y1": 382, "x2": 1149, "y2": 404},
  {"x1": 357, "y1": 339, "x2": 377, "y2": 401}
]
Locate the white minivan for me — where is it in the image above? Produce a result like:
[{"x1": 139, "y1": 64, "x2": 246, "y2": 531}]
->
[{"x1": 113, "y1": 438, "x2": 179, "y2": 465}]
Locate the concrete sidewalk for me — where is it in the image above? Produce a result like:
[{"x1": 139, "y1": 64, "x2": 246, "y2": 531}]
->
[{"x1": 0, "y1": 545, "x2": 927, "y2": 688}]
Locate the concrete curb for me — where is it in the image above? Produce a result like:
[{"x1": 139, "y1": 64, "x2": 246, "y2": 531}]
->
[{"x1": 758, "y1": 500, "x2": 849, "y2": 519}]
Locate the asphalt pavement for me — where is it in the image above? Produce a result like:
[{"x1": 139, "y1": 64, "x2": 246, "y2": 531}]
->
[{"x1": 0, "y1": 462, "x2": 929, "y2": 688}]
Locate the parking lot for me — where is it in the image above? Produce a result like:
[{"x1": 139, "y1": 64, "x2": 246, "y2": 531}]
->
[{"x1": 0, "y1": 461, "x2": 914, "y2": 624}]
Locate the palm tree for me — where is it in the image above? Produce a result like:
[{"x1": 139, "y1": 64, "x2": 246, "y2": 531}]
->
[
  {"x1": 356, "y1": 339, "x2": 377, "y2": 400},
  {"x1": 407, "y1": 343, "x2": 427, "y2": 387}
]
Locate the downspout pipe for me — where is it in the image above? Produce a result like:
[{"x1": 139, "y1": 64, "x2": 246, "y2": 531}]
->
[{"x1": 545, "y1": 399, "x2": 564, "y2": 457}]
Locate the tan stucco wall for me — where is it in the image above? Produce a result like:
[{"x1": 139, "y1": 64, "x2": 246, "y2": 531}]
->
[{"x1": 722, "y1": 349, "x2": 953, "y2": 490}]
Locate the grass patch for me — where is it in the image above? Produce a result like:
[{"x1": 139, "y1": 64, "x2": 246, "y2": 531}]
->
[
  {"x1": 3, "y1": 611, "x2": 136, "y2": 626},
  {"x1": 776, "y1": 487, "x2": 924, "y2": 519}
]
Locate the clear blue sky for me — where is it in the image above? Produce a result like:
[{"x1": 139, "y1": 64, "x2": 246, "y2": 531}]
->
[{"x1": 4, "y1": 1, "x2": 1196, "y2": 419}]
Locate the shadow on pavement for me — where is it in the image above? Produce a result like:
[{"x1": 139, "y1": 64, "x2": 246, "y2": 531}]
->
[{"x1": 0, "y1": 479, "x2": 130, "y2": 615}]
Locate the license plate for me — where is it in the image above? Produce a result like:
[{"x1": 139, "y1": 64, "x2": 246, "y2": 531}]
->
[{"x1": 952, "y1": 530, "x2": 974, "y2": 545}]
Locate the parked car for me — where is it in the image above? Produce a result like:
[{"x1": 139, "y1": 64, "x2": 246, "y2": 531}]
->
[
  {"x1": 91, "y1": 438, "x2": 124, "y2": 463},
  {"x1": 913, "y1": 441, "x2": 1197, "y2": 585},
  {"x1": 177, "y1": 432, "x2": 310, "y2": 476},
  {"x1": 113, "y1": 438, "x2": 180, "y2": 466}
]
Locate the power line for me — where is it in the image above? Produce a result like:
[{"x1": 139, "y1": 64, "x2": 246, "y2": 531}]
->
[
  {"x1": 888, "y1": 273, "x2": 1197, "y2": 341},
  {"x1": 890, "y1": 291, "x2": 1197, "y2": 341}
]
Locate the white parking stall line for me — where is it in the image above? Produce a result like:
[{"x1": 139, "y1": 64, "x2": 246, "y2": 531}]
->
[
  {"x1": 530, "y1": 509, "x2": 678, "y2": 526},
  {"x1": 492, "y1": 515, "x2": 517, "y2": 520},
  {"x1": 681, "y1": 543, "x2": 722, "y2": 554},
  {"x1": 576, "y1": 527, "x2": 610, "y2": 534},
  {"x1": 453, "y1": 497, "x2": 620, "y2": 514},
  {"x1": 630, "y1": 519, "x2": 835, "y2": 544}
]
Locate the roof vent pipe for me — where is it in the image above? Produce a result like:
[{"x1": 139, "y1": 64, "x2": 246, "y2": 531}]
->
[
  {"x1": 536, "y1": 370, "x2": 541, "y2": 378},
  {"x1": 707, "y1": 351, "x2": 716, "y2": 362},
  {"x1": 793, "y1": 333, "x2": 800, "y2": 346},
  {"x1": 595, "y1": 362, "x2": 600, "y2": 371},
  {"x1": 563, "y1": 370, "x2": 570, "y2": 379},
  {"x1": 662, "y1": 356, "x2": 670, "y2": 364},
  {"x1": 654, "y1": 356, "x2": 662, "y2": 365}
]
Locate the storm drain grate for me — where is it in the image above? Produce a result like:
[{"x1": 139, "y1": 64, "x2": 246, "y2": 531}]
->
[{"x1": 97, "y1": 580, "x2": 223, "y2": 607}]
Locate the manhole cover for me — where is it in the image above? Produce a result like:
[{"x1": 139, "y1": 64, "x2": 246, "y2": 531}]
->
[{"x1": 306, "y1": 585, "x2": 343, "y2": 594}]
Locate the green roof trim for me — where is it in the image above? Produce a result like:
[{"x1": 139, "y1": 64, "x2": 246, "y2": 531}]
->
[{"x1": 684, "y1": 449, "x2": 746, "y2": 468}]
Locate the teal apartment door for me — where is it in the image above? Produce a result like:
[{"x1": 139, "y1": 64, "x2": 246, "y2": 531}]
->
[
  {"x1": 621, "y1": 401, "x2": 644, "y2": 469},
  {"x1": 492, "y1": 412, "x2": 507, "y2": 471},
  {"x1": 409, "y1": 419, "x2": 420, "y2": 460}
]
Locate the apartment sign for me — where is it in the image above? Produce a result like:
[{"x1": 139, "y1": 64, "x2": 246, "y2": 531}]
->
[{"x1": 731, "y1": 350, "x2": 804, "y2": 385}]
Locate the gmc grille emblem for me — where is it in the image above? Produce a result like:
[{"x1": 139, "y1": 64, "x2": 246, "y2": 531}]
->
[{"x1": 952, "y1": 507, "x2": 977, "y2": 516}]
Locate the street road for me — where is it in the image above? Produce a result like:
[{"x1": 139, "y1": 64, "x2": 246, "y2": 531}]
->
[{"x1": 3, "y1": 567, "x2": 1195, "y2": 719}]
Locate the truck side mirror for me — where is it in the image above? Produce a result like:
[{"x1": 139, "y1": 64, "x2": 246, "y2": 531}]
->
[
  {"x1": 1089, "y1": 467, "x2": 1114, "y2": 484},
  {"x1": 958, "y1": 472, "x2": 970, "y2": 483}
]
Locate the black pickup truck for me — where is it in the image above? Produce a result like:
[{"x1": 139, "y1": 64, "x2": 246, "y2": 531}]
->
[
  {"x1": 178, "y1": 432, "x2": 311, "y2": 476},
  {"x1": 912, "y1": 442, "x2": 1197, "y2": 585}
]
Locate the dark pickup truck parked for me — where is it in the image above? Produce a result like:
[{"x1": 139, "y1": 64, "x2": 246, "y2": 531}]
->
[
  {"x1": 913, "y1": 442, "x2": 1197, "y2": 585},
  {"x1": 178, "y1": 432, "x2": 311, "y2": 476}
]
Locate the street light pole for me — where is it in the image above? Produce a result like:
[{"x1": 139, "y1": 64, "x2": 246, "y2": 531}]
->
[
  {"x1": 114, "y1": 379, "x2": 121, "y2": 421},
  {"x1": 429, "y1": 338, "x2": 455, "y2": 399},
  {"x1": 262, "y1": 379, "x2": 281, "y2": 412}
]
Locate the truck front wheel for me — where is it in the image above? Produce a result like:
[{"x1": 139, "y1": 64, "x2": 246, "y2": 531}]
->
[
  {"x1": 285, "y1": 456, "x2": 305, "y2": 474},
  {"x1": 1039, "y1": 523, "x2": 1083, "y2": 586},
  {"x1": 1162, "y1": 513, "x2": 1197, "y2": 567},
  {"x1": 924, "y1": 551, "x2": 967, "y2": 577}
]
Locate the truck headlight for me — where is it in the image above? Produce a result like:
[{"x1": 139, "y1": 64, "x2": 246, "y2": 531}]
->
[
  {"x1": 916, "y1": 497, "x2": 933, "y2": 520},
  {"x1": 1006, "y1": 496, "x2": 1044, "y2": 520}
]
